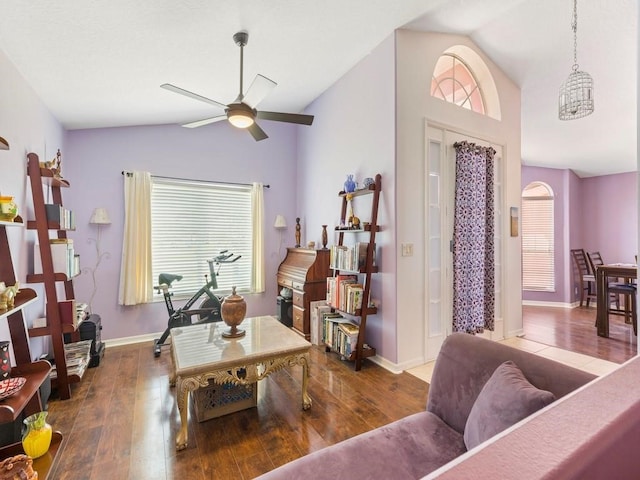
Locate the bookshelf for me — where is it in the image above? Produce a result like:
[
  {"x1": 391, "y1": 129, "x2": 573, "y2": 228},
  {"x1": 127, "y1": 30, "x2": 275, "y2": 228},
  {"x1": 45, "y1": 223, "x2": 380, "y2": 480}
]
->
[
  {"x1": 325, "y1": 173, "x2": 381, "y2": 371},
  {"x1": 26, "y1": 153, "x2": 85, "y2": 400},
  {"x1": 0, "y1": 219, "x2": 53, "y2": 423}
]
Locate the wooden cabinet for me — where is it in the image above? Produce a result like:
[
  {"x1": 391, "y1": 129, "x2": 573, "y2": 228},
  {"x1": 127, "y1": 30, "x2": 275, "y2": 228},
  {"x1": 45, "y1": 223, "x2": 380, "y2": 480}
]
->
[
  {"x1": 277, "y1": 248, "x2": 330, "y2": 339},
  {"x1": 327, "y1": 173, "x2": 381, "y2": 371},
  {"x1": 25, "y1": 153, "x2": 89, "y2": 400}
]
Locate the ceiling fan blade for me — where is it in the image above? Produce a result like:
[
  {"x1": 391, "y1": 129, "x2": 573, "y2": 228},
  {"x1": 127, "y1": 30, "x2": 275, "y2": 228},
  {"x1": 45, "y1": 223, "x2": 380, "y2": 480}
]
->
[
  {"x1": 248, "y1": 122, "x2": 268, "y2": 141},
  {"x1": 257, "y1": 111, "x2": 314, "y2": 125},
  {"x1": 242, "y1": 74, "x2": 277, "y2": 109},
  {"x1": 161, "y1": 83, "x2": 228, "y2": 110},
  {"x1": 182, "y1": 115, "x2": 227, "y2": 128}
]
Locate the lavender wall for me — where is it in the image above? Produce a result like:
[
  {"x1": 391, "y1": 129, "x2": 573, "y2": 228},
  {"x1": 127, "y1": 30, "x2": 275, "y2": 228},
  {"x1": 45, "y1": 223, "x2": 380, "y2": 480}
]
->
[
  {"x1": 64, "y1": 122, "x2": 299, "y2": 342},
  {"x1": 581, "y1": 172, "x2": 637, "y2": 264},
  {"x1": 522, "y1": 166, "x2": 637, "y2": 305},
  {"x1": 0, "y1": 49, "x2": 65, "y2": 361},
  {"x1": 297, "y1": 34, "x2": 397, "y2": 362}
]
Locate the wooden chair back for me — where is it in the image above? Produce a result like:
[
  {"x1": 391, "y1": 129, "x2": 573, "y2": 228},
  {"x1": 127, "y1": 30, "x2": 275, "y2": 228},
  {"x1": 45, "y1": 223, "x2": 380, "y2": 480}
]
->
[
  {"x1": 587, "y1": 251, "x2": 604, "y2": 275},
  {"x1": 571, "y1": 249, "x2": 592, "y2": 278}
]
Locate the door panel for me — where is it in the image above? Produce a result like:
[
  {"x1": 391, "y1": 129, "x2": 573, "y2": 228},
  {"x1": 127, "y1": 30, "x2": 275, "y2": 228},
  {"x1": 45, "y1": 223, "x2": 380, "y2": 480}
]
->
[{"x1": 424, "y1": 125, "x2": 504, "y2": 361}]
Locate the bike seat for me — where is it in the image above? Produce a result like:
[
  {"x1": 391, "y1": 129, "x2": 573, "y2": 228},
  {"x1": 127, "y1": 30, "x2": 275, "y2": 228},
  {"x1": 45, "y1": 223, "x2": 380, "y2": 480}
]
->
[{"x1": 158, "y1": 273, "x2": 183, "y2": 287}]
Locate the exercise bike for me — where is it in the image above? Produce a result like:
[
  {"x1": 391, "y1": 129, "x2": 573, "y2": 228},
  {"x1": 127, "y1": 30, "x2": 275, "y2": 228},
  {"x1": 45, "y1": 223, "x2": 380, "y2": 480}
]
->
[{"x1": 153, "y1": 250, "x2": 241, "y2": 357}]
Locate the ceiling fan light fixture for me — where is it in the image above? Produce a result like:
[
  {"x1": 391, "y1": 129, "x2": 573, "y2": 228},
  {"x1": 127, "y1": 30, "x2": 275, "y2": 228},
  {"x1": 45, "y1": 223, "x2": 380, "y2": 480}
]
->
[
  {"x1": 228, "y1": 110, "x2": 254, "y2": 128},
  {"x1": 227, "y1": 103, "x2": 255, "y2": 128}
]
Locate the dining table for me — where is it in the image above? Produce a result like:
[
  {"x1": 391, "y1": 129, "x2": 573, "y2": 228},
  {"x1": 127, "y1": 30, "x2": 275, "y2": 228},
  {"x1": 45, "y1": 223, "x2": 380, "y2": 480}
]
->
[{"x1": 595, "y1": 263, "x2": 637, "y2": 337}]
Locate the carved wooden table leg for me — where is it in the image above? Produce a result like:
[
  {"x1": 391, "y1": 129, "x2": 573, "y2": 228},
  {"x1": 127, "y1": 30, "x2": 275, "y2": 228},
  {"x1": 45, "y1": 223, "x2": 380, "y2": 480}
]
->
[
  {"x1": 168, "y1": 342, "x2": 176, "y2": 387},
  {"x1": 301, "y1": 353, "x2": 312, "y2": 410},
  {"x1": 175, "y1": 377, "x2": 190, "y2": 451}
]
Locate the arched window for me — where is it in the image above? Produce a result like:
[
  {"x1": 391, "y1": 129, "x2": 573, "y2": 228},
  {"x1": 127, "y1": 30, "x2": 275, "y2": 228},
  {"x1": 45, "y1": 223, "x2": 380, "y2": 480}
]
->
[
  {"x1": 431, "y1": 54, "x2": 485, "y2": 114},
  {"x1": 521, "y1": 182, "x2": 555, "y2": 292}
]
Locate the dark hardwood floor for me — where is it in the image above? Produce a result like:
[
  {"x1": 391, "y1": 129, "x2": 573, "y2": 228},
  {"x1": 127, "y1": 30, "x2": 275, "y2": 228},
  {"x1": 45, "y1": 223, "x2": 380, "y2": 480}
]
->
[
  {"x1": 45, "y1": 343, "x2": 428, "y2": 480},
  {"x1": 522, "y1": 304, "x2": 637, "y2": 364},
  {"x1": 43, "y1": 305, "x2": 637, "y2": 479}
]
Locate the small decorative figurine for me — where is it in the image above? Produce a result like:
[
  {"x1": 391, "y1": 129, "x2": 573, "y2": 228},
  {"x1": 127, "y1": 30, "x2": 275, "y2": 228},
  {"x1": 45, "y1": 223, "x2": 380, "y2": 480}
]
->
[
  {"x1": 0, "y1": 282, "x2": 19, "y2": 309},
  {"x1": 51, "y1": 149, "x2": 62, "y2": 178},
  {"x1": 321, "y1": 225, "x2": 328, "y2": 249},
  {"x1": 344, "y1": 174, "x2": 356, "y2": 193},
  {"x1": 295, "y1": 217, "x2": 301, "y2": 247},
  {"x1": 346, "y1": 194, "x2": 360, "y2": 229}
]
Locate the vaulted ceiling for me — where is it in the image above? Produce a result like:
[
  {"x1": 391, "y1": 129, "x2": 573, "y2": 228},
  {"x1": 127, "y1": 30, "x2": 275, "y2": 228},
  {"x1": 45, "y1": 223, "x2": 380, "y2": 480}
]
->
[{"x1": 0, "y1": 0, "x2": 636, "y2": 177}]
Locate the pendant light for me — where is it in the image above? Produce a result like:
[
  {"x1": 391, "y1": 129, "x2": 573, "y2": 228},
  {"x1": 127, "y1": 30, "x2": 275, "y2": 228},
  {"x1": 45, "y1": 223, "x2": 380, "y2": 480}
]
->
[{"x1": 559, "y1": 0, "x2": 594, "y2": 120}]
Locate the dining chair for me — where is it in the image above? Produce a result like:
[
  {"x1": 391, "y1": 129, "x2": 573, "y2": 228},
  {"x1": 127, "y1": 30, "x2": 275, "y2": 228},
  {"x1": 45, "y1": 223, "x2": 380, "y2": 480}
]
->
[
  {"x1": 589, "y1": 251, "x2": 637, "y2": 335},
  {"x1": 586, "y1": 251, "x2": 604, "y2": 275},
  {"x1": 606, "y1": 282, "x2": 637, "y2": 335},
  {"x1": 587, "y1": 250, "x2": 619, "y2": 306},
  {"x1": 570, "y1": 249, "x2": 596, "y2": 307}
]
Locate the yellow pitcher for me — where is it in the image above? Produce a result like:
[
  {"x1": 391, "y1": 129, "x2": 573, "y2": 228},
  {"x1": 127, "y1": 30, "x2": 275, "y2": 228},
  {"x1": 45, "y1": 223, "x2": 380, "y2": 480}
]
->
[{"x1": 22, "y1": 411, "x2": 52, "y2": 459}]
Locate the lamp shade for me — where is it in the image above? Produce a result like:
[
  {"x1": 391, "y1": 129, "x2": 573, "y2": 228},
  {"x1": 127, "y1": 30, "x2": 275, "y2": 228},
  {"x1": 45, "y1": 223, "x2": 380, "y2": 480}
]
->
[
  {"x1": 274, "y1": 214, "x2": 287, "y2": 229},
  {"x1": 90, "y1": 207, "x2": 111, "y2": 225}
]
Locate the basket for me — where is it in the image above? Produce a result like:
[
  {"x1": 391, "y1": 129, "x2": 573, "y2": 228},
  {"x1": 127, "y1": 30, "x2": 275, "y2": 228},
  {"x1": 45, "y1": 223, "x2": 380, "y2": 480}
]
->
[{"x1": 192, "y1": 379, "x2": 257, "y2": 422}]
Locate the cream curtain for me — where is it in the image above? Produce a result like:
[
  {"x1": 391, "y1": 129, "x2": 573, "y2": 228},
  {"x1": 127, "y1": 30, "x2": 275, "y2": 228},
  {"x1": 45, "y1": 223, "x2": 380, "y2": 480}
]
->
[
  {"x1": 251, "y1": 182, "x2": 265, "y2": 293},
  {"x1": 118, "y1": 171, "x2": 153, "y2": 305}
]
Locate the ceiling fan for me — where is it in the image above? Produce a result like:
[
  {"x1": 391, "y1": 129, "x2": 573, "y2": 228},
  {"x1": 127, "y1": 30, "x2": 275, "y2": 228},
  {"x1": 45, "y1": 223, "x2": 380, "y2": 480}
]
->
[{"x1": 161, "y1": 31, "x2": 314, "y2": 141}]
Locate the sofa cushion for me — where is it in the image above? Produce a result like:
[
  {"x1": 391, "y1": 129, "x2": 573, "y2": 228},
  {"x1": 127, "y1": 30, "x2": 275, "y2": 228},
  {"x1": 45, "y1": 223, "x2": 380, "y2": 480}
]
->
[
  {"x1": 463, "y1": 360, "x2": 556, "y2": 450},
  {"x1": 254, "y1": 411, "x2": 467, "y2": 480}
]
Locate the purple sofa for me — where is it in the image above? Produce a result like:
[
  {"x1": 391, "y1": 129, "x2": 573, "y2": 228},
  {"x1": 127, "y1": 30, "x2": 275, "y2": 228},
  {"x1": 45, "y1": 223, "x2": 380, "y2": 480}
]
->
[{"x1": 254, "y1": 333, "x2": 596, "y2": 480}]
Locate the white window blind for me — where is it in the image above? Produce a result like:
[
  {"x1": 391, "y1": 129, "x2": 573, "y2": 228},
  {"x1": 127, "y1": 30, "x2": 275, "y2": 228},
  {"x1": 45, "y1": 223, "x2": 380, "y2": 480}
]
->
[
  {"x1": 522, "y1": 183, "x2": 555, "y2": 292},
  {"x1": 151, "y1": 177, "x2": 253, "y2": 298}
]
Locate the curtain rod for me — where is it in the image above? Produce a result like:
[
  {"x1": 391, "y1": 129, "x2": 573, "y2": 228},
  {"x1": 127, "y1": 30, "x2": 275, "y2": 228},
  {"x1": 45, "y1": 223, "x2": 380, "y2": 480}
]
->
[{"x1": 121, "y1": 170, "x2": 269, "y2": 188}]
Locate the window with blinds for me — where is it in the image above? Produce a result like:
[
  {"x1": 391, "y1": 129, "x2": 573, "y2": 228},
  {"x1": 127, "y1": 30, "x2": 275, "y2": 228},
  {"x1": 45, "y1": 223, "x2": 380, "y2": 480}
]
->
[
  {"x1": 151, "y1": 177, "x2": 253, "y2": 299},
  {"x1": 522, "y1": 182, "x2": 555, "y2": 292}
]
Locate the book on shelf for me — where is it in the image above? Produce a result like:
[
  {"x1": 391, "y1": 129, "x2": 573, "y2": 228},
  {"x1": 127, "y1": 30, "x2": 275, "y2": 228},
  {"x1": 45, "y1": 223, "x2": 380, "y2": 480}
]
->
[
  {"x1": 310, "y1": 300, "x2": 331, "y2": 345},
  {"x1": 44, "y1": 203, "x2": 75, "y2": 229},
  {"x1": 58, "y1": 300, "x2": 89, "y2": 329},
  {"x1": 344, "y1": 283, "x2": 363, "y2": 314},
  {"x1": 323, "y1": 314, "x2": 360, "y2": 357},
  {"x1": 326, "y1": 274, "x2": 357, "y2": 310},
  {"x1": 321, "y1": 312, "x2": 344, "y2": 348},
  {"x1": 329, "y1": 242, "x2": 375, "y2": 271},
  {"x1": 34, "y1": 238, "x2": 79, "y2": 277}
]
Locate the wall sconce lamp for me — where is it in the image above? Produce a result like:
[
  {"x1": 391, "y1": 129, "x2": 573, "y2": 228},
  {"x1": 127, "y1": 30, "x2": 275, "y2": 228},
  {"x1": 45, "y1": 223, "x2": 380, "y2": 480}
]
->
[
  {"x1": 274, "y1": 215, "x2": 287, "y2": 229},
  {"x1": 86, "y1": 207, "x2": 111, "y2": 313},
  {"x1": 274, "y1": 214, "x2": 287, "y2": 258}
]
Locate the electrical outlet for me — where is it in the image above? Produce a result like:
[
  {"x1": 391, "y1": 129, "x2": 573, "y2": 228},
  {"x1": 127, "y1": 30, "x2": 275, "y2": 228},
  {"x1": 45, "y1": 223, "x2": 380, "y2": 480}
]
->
[{"x1": 401, "y1": 243, "x2": 413, "y2": 257}]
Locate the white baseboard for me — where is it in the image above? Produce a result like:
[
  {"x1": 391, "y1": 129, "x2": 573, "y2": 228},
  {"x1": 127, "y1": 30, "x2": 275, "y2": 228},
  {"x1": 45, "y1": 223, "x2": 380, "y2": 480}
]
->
[
  {"x1": 104, "y1": 332, "x2": 164, "y2": 348},
  {"x1": 522, "y1": 300, "x2": 591, "y2": 309},
  {"x1": 367, "y1": 354, "x2": 405, "y2": 374}
]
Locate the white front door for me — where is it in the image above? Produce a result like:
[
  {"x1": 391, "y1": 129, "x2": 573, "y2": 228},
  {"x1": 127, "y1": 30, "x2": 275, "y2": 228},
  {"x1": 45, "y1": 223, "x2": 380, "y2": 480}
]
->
[{"x1": 424, "y1": 125, "x2": 504, "y2": 361}]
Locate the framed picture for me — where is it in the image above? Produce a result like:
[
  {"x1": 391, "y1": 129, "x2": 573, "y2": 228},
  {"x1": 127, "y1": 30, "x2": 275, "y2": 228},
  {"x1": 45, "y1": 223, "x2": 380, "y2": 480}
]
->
[{"x1": 510, "y1": 207, "x2": 519, "y2": 237}]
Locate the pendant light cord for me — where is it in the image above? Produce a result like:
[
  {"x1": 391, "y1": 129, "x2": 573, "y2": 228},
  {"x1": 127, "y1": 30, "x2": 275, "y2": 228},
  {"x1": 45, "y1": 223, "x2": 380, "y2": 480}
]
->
[{"x1": 572, "y1": 0, "x2": 578, "y2": 71}]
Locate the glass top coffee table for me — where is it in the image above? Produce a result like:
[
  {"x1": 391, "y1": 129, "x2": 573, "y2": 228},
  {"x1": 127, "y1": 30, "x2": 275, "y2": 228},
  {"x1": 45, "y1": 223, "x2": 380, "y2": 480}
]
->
[{"x1": 170, "y1": 315, "x2": 312, "y2": 450}]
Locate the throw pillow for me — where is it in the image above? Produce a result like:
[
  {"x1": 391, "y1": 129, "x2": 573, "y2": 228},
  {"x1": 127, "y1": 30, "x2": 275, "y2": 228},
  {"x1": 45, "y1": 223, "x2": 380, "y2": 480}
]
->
[{"x1": 463, "y1": 360, "x2": 556, "y2": 450}]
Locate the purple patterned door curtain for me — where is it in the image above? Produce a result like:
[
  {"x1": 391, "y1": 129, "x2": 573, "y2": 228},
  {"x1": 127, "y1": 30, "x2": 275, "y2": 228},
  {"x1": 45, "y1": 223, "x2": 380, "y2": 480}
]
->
[{"x1": 452, "y1": 141, "x2": 496, "y2": 334}]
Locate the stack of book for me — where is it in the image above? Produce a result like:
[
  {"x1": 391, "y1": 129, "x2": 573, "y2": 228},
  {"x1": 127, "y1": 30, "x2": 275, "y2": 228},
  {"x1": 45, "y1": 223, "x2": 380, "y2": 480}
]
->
[
  {"x1": 49, "y1": 340, "x2": 92, "y2": 380},
  {"x1": 323, "y1": 315, "x2": 359, "y2": 358},
  {"x1": 326, "y1": 274, "x2": 364, "y2": 314},
  {"x1": 329, "y1": 242, "x2": 372, "y2": 271}
]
